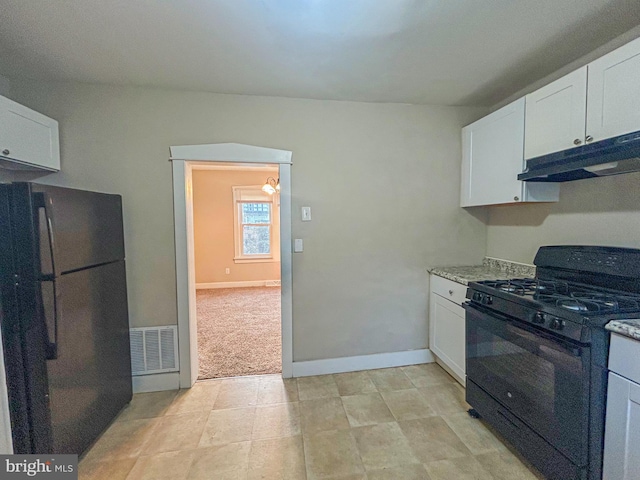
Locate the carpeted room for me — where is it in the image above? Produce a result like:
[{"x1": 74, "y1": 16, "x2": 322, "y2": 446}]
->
[{"x1": 192, "y1": 165, "x2": 282, "y2": 380}]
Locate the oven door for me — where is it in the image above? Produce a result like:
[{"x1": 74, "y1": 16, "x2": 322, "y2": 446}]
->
[{"x1": 465, "y1": 302, "x2": 590, "y2": 466}]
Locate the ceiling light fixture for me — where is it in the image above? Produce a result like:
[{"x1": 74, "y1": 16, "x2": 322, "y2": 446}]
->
[{"x1": 262, "y1": 177, "x2": 280, "y2": 195}]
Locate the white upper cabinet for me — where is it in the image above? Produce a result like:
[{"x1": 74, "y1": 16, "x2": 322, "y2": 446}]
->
[
  {"x1": 460, "y1": 37, "x2": 640, "y2": 206},
  {"x1": 461, "y1": 98, "x2": 559, "y2": 207},
  {"x1": 524, "y1": 67, "x2": 587, "y2": 160},
  {"x1": 461, "y1": 99, "x2": 524, "y2": 207},
  {"x1": 524, "y1": 37, "x2": 640, "y2": 160},
  {"x1": 0, "y1": 95, "x2": 60, "y2": 171},
  {"x1": 587, "y1": 36, "x2": 640, "y2": 143}
]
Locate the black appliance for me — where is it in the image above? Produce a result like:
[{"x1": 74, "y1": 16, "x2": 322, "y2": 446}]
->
[
  {"x1": 0, "y1": 182, "x2": 132, "y2": 455},
  {"x1": 518, "y1": 129, "x2": 640, "y2": 182},
  {"x1": 464, "y1": 245, "x2": 640, "y2": 480}
]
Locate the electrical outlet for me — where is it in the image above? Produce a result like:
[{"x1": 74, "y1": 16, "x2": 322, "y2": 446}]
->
[{"x1": 225, "y1": 268, "x2": 230, "y2": 274}]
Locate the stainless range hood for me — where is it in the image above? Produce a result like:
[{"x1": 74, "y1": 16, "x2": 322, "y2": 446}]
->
[{"x1": 518, "y1": 130, "x2": 640, "y2": 182}]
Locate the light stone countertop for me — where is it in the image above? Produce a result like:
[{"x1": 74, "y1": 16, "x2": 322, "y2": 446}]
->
[
  {"x1": 427, "y1": 257, "x2": 536, "y2": 286},
  {"x1": 429, "y1": 261, "x2": 640, "y2": 343},
  {"x1": 606, "y1": 320, "x2": 640, "y2": 342}
]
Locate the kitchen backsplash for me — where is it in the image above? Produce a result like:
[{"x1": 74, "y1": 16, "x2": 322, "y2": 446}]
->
[{"x1": 482, "y1": 257, "x2": 536, "y2": 278}]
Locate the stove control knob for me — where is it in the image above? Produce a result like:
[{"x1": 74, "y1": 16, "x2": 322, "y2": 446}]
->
[
  {"x1": 481, "y1": 295, "x2": 493, "y2": 305},
  {"x1": 472, "y1": 292, "x2": 482, "y2": 302},
  {"x1": 549, "y1": 317, "x2": 564, "y2": 330},
  {"x1": 533, "y1": 312, "x2": 545, "y2": 324}
]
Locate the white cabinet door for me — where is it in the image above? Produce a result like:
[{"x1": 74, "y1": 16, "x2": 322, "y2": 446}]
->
[
  {"x1": 603, "y1": 372, "x2": 640, "y2": 480},
  {"x1": 524, "y1": 67, "x2": 587, "y2": 159},
  {"x1": 461, "y1": 98, "x2": 559, "y2": 207},
  {"x1": 461, "y1": 98, "x2": 525, "y2": 207},
  {"x1": 429, "y1": 292, "x2": 465, "y2": 383},
  {"x1": 587, "y1": 36, "x2": 640, "y2": 143},
  {"x1": 0, "y1": 95, "x2": 60, "y2": 171}
]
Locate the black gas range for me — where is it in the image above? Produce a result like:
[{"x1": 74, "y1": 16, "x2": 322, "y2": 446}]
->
[
  {"x1": 469, "y1": 276, "x2": 640, "y2": 343},
  {"x1": 464, "y1": 246, "x2": 640, "y2": 480}
]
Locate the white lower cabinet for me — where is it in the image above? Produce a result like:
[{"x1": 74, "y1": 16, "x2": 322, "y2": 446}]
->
[
  {"x1": 603, "y1": 333, "x2": 640, "y2": 480},
  {"x1": 429, "y1": 275, "x2": 466, "y2": 385}
]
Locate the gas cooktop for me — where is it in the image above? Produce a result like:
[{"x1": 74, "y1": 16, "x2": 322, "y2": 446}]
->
[{"x1": 477, "y1": 277, "x2": 640, "y2": 316}]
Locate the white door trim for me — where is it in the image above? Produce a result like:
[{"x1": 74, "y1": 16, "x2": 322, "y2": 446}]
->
[{"x1": 170, "y1": 143, "x2": 293, "y2": 388}]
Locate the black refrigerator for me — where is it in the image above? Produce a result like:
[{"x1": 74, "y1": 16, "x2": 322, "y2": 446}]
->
[{"x1": 0, "y1": 182, "x2": 132, "y2": 455}]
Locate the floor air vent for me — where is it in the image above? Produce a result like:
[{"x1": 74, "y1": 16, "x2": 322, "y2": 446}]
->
[{"x1": 130, "y1": 326, "x2": 179, "y2": 375}]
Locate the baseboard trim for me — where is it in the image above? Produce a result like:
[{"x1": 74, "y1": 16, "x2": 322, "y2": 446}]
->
[
  {"x1": 132, "y1": 372, "x2": 180, "y2": 393},
  {"x1": 196, "y1": 280, "x2": 281, "y2": 289},
  {"x1": 292, "y1": 349, "x2": 435, "y2": 377}
]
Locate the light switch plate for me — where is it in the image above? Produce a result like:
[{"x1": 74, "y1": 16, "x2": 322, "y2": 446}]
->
[
  {"x1": 294, "y1": 239, "x2": 304, "y2": 252},
  {"x1": 301, "y1": 206, "x2": 311, "y2": 222}
]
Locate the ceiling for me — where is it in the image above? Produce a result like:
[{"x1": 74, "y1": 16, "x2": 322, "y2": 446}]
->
[{"x1": 1, "y1": 0, "x2": 639, "y2": 106}]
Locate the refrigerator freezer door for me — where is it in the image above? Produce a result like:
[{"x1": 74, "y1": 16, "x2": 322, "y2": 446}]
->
[
  {"x1": 30, "y1": 184, "x2": 125, "y2": 274},
  {"x1": 0, "y1": 186, "x2": 21, "y2": 453},
  {"x1": 47, "y1": 260, "x2": 132, "y2": 455},
  {"x1": 0, "y1": 184, "x2": 53, "y2": 454}
]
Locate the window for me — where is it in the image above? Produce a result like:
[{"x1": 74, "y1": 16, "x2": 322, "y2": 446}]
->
[
  {"x1": 241, "y1": 203, "x2": 271, "y2": 255},
  {"x1": 232, "y1": 186, "x2": 278, "y2": 263}
]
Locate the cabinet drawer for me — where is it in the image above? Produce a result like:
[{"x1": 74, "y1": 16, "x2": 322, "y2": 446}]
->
[
  {"x1": 430, "y1": 275, "x2": 467, "y2": 306},
  {"x1": 609, "y1": 333, "x2": 640, "y2": 384}
]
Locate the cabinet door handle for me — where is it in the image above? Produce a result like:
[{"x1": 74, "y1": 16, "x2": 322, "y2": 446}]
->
[
  {"x1": 585, "y1": 135, "x2": 593, "y2": 143},
  {"x1": 449, "y1": 290, "x2": 454, "y2": 296},
  {"x1": 573, "y1": 138, "x2": 582, "y2": 145},
  {"x1": 513, "y1": 196, "x2": 520, "y2": 201},
  {"x1": 2, "y1": 149, "x2": 9, "y2": 156}
]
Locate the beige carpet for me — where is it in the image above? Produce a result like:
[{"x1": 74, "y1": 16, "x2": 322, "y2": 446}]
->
[{"x1": 196, "y1": 287, "x2": 281, "y2": 380}]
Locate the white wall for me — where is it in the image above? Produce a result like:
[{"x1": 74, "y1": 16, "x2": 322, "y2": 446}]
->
[
  {"x1": 486, "y1": 172, "x2": 640, "y2": 264},
  {"x1": 3, "y1": 80, "x2": 486, "y2": 362},
  {"x1": 0, "y1": 75, "x2": 10, "y2": 98}
]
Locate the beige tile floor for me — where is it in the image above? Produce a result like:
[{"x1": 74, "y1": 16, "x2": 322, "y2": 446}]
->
[{"x1": 78, "y1": 364, "x2": 544, "y2": 480}]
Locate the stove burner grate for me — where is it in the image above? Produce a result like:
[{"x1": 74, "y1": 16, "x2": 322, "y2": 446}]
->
[
  {"x1": 534, "y1": 292, "x2": 640, "y2": 314},
  {"x1": 485, "y1": 278, "x2": 570, "y2": 297},
  {"x1": 476, "y1": 278, "x2": 640, "y2": 316}
]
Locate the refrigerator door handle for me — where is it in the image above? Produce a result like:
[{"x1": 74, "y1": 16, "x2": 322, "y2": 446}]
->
[
  {"x1": 33, "y1": 192, "x2": 58, "y2": 278},
  {"x1": 34, "y1": 192, "x2": 59, "y2": 360},
  {"x1": 39, "y1": 277, "x2": 58, "y2": 360}
]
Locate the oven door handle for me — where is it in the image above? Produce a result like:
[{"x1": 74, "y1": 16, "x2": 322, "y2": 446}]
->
[{"x1": 506, "y1": 321, "x2": 582, "y2": 357}]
